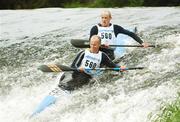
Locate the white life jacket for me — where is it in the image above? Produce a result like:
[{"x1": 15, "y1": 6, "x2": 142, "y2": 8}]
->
[
  {"x1": 81, "y1": 49, "x2": 102, "y2": 69},
  {"x1": 97, "y1": 24, "x2": 116, "y2": 45}
]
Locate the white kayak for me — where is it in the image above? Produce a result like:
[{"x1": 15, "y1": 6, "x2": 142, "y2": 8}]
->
[
  {"x1": 30, "y1": 87, "x2": 62, "y2": 117},
  {"x1": 30, "y1": 74, "x2": 70, "y2": 117}
]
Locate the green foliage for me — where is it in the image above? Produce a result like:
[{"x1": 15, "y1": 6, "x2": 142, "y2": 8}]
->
[
  {"x1": 0, "y1": 0, "x2": 179, "y2": 9},
  {"x1": 153, "y1": 95, "x2": 180, "y2": 122},
  {"x1": 128, "y1": 0, "x2": 144, "y2": 6},
  {"x1": 64, "y1": 1, "x2": 86, "y2": 8},
  {"x1": 143, "y1": 0, "x2": 180, "y2": 6},
  {"x1": 26, "y1": 0, "x2": 49, "y2": 9},
  {"x1": 92, "y1": 0, "x2": 128, "y2": 7}
]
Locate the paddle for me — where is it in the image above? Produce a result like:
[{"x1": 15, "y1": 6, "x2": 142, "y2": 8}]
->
[
  {"x1": 71, "y1": 39, "x2": 156, "y2": 48},
  {"x1": 38, "y1": 64, "x2": 144, "y2": 72}
]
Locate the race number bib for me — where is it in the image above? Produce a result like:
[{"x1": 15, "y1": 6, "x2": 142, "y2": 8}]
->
[
  {"x1": 84, "y1": 60, "x2": 97, "y2": 69},
  {"x1": 81, "y1": 49, "x2": 102, "y2": 69}
]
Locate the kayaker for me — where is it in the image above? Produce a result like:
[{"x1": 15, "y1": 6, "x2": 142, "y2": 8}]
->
[
  {"x1": 58, "y1": 35, "x2": 125, "y2": 91},
  {"x1": 89, "y1": 10, "x2": 149, "y2": 60}
]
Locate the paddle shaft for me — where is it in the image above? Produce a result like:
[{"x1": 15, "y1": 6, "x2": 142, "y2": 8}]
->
[
  {"x1": 38, "y1": 64, "x2": 144, "y2": 72},
  {"x1": 71, "y1": 39, "x2": 156, "y2": 48}
]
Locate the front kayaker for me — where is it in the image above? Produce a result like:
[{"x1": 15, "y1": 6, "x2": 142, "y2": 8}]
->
[{"x1": 58, "y1": 35, "x2": 125, "y2": 91}]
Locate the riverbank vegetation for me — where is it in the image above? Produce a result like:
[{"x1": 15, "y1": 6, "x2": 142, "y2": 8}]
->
[{"x1": 0, "y1": 0, "x2": 179, "y2": 9}]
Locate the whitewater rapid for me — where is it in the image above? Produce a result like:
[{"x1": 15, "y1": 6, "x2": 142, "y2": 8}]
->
[{"x1": 0, "y1": 7, "x2": 180, "y2": 122}]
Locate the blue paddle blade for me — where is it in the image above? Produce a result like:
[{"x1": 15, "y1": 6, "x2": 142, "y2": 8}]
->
[{"x1": 30, "y1": 95, "x2": 56, "y2": 117}]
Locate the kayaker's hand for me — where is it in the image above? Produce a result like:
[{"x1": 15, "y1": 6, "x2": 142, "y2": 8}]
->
[
  {"x1": 78, "y1": 67, "x2": 84, "y2": 73},
  {"x1": 142, "y1": 42, "x2": 149, "y2": 48},
  {"x1": 120, "y1": 66, "x2": 126, "y2": 72}
]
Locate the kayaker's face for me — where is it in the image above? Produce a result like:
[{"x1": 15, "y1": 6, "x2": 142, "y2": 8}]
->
[
  {"x1": 90, "y1": 37, "x2": 100, "y2": 53},
  {"x1": 100, "y1": 13, "x2": 111, "y2": 27}
]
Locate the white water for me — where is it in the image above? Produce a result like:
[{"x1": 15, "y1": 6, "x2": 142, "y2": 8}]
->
[{"x1": 0, "y1": 7, "x2": 180, "y2": 122}]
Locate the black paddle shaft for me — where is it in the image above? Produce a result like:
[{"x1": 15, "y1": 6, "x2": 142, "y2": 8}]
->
[
  {"x1": 71, "y1": 39, "x2": 156, "y2": 48},
  {"x1": 38, "y1": 64, "x2": 145, "y2": 72}
]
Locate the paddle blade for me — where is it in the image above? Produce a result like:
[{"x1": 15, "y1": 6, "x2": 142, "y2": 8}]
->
[
  {"x1": 71, "y1": 39, "x2": 89, "y2": 48},
  {"x1": 38, "y1": 64, "x2": 62, "y2": 72},
  {"x1": 38, "y1": 64, "x2": 75, "y2": 72}
]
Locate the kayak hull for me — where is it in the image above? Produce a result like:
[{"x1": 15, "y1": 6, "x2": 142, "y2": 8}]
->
[
  {"x1": 30, "y1": 86, "x2": 68, "y2": 117},
  {"x1": 31, "y1": 95, "x2": 56, "y2": 117}
]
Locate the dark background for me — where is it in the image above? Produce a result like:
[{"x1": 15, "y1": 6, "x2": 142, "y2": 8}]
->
[{"x1": 0, "y1": 0, "x2": 179, "y2": 9}]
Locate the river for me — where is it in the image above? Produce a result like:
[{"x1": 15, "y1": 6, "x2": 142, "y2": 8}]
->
[{"x1": 0, "y1": 7, "x2": 180, "y2": 122}]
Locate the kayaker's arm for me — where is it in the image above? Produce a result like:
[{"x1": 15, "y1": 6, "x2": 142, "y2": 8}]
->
[
  {"x1": 114, "y1": 24, "x2": 143, "y2": 44},
  {"x1": 101, "y1": 52, "x2": 126, "y2": 71},
  {"x1": 89, "y1": 25, "x2": 98, "y2": 40},
  {"x1": 71, "y1": 50, "x2": 85, "y2": 69},
  {"x1": 101, "y1": 52, "x2": 119, "y2": 68}
]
